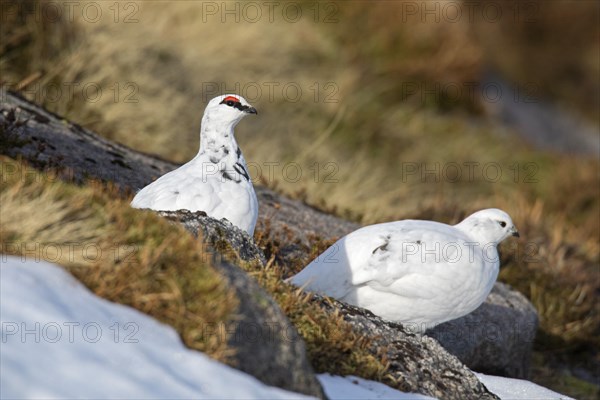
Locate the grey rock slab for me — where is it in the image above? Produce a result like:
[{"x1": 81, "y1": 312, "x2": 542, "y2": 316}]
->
[
  {"x1": 158, "y1": 210, "x2": 266, "y2": 265},
  {"x1": 427, "y1": 282, "x2": 538, "y2": 379}
]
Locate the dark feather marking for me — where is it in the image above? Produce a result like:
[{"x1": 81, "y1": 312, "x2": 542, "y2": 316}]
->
[
  {"x1": 236, "y1": 147, "x2": 242, "y2": 158},
  {"x1": 372, "y1": 243, "x2": 388, "y2": 254},
  {"x1": 233, "y1": 163, "x2": 250, "y2": 181},
  {"x1": 372, "y1": 235, "x2": 392, "y2": 254},
  {"x1": 221, "y1": 171, "x2": 236, "y2": 182}
]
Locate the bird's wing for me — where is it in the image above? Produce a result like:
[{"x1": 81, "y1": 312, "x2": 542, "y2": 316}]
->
[
  {"x1": 289, "y1": 221, "x2": 436, "y2": 298},
  {"x1": 293, "y1": 220, "x2": 479, "y2": 300},
  {"x1": 347, "y1": 220, "x2": 482, "y2": 299},
  {"x1": 131, "y1": 165, "x2": 219, "y2": 213},
  {"x1": 131, "y1": 162, "x2": 258, "y2": 233},
  {"x1": 324, "y1": 220, "x2": 479, "y2": 298},
  {"x1": 288, "y1": 235, "x2": 358, "y2": 299}
]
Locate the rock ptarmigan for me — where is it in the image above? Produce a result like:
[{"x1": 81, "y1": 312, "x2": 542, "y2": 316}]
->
[
  {"x1": 131, "y1": 94, "x2": 258, "y2": 235},
  {"x1": 289, "y1": 209, "x2": 519, "y2": 332}
]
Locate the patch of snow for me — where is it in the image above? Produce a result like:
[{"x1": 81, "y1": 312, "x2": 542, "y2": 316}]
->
[
  {"x1": 476, "y1": 372, "x2": 575, "y2": 400},
  {"x1": 317, "y1": 374, "x2": 435, "y2": 399},
  {"x1": 0, "y1": 256, "x2": 312, "y2": 399},
  {"x1": 319, "y1": 372, "x2": 575, "y2": 400}
]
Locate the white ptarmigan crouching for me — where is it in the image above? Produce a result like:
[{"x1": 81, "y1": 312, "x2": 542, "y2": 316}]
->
[
  {"x1": 131, "y1": 95, "x2": 259, "y2": 235},
  {"x1": 289, "y1": 209, "x2": 519, "y2": 332}
]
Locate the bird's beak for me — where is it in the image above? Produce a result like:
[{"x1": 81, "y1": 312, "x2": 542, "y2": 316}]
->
[
  {"x1": 511, "y1": 226, "x2": 520, "y2": 238},
  {"x1": 243, "y1": 106, "x2": 258, "y2": 115}
]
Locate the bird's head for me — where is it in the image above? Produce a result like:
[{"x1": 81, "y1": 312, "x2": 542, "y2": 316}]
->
[
  {"x1": 456, "y1": 208, "x2": 519, "y2": 245},
  {"x1": 203, "y1": 94, "x2": 257, "y2": 128}
]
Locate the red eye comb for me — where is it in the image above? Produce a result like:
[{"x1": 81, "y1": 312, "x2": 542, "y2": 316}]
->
[{"x1": 223, "y1": 96, "x2": 239, "y2": 103}]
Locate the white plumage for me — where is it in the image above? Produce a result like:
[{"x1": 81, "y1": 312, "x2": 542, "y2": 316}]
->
[
  {"x1": 131, "y1": 95, "x2": 258, "y2": 235},
  {"x1": 289, "y1": 209, "x2": 519, "y2": 332}
]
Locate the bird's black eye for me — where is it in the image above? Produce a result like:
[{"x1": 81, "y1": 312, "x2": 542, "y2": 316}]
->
[
  {"x1": 499, "y1": 221, "x2": 507, "y2": 228},
  {"x1": 226, "y1": 100, "x2": 235, "y2": 106}
]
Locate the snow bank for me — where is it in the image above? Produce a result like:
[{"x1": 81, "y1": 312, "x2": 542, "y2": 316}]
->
[
  {"x1": 0, "y1": 256, "x2": 311, "y2": 399},
  {"x1": 317, "y1": 372, "x2": 574, "y2": 400},
  {"x1": 317, "y1": 374, "x2": 435, "y2": 399},
  {"x1": 476, "y1": 372, "x2": 575, "y2": 400}
]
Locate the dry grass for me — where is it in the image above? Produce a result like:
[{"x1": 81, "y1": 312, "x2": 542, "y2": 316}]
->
[
  {"x1": 1, "y1": 1, "x2": 598, "y2": 397},
  {"x1": 0, "y1": 157, "x2": 238, "y2": 362}
]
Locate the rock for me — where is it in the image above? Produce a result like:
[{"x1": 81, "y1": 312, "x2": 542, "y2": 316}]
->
[
  {"x1": 0, "y1": 91, "x2": 173, "y2": 191},
  {"x1": 256, "y1": 187, "x2": 359, "y2": 249},
  {"x1": 318, "y1": 296, "x2": 500, "y2": 400},
  {"x1": 426, "y1": 282, "x2": 538, "y2": 379},
  {"x1": 158, "y1": 210, "x2": 266, "y2": 264},
  {"x1": 215, "y1": 259, "x2": 325, "y2": 398}
]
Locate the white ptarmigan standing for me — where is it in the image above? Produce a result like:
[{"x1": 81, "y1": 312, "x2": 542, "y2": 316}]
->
[
  {"x1": 289, "y1": 209, "x2": 519, "y2": 332},
  {"x1": 131, "y1": 95, "x2": 258, "y2": 235}
]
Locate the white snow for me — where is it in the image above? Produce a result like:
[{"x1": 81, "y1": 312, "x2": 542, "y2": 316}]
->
[
  {"x1": 317, "y1": 374, "x2": 435, "y2": 399},
  {"x1": 0, "y1": 255, "x2": 311, "y2": 399},
  {"x1": 318, "y1": 373, "x2": 574, "y2": 400},
  {"x1": 476, "y1": 372, "x2": 575, "y2": 400}
]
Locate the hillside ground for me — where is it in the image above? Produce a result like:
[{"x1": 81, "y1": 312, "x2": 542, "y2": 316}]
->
[{"x1": 1, "y1": 1, "x2": 598, "y2": 398}]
